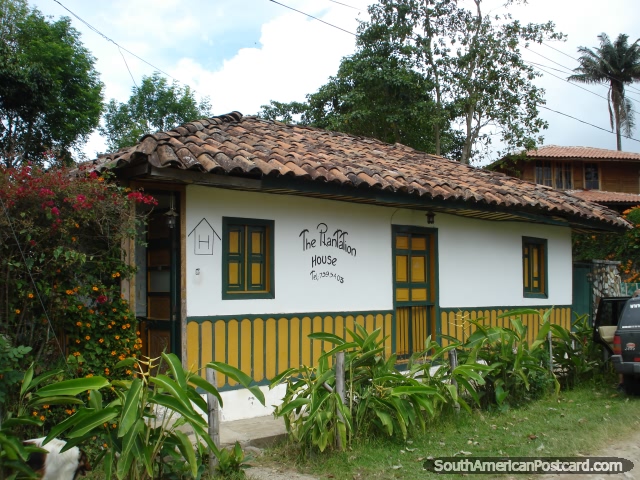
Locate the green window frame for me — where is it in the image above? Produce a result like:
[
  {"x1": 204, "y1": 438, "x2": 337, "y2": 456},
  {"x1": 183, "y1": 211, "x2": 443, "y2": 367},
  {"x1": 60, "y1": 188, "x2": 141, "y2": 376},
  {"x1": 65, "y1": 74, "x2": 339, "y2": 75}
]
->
[
  {"x1": 222, "y1": 217, "x2": 274, "y2": 299},
  {"x1": 522, "y1": 236, "x2": 548, "y2": 298}
]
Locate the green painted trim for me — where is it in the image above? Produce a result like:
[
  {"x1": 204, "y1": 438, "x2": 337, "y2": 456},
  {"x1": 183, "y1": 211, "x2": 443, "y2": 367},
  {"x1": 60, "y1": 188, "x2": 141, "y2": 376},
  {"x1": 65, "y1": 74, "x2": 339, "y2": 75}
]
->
[
  {"x1": 522, "y1": 236, "x2": 548, "y2": 299},
  {"x1": 221, "y1": 217, "x2": 275, "y2": 300},
  {"x1": 187, "y1": 309, "x2": 394, "y2": 324}
]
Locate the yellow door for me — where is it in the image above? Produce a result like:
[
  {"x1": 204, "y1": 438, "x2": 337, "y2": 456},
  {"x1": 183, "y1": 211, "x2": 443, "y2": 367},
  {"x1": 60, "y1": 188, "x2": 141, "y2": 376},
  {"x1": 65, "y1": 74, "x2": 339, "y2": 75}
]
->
[{"x1": 393, "y1": 229, "x2": 436, "y2": 360}]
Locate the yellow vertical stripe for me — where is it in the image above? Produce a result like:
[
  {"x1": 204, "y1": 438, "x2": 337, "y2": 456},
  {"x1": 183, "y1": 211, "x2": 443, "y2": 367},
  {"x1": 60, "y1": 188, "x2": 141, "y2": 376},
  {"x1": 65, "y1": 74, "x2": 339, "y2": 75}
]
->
[
  {"x1": 312, "y1": 316, "x2": 323, "y2": 365},
  {"x1": 241, "y1": 319, "x2": 252, "y2": 379},
  {"x1": 365, "y1": 314, "x2": 374, "y2": 336},
  {"x1": 290, "y1": 317, "x2": 300, "y2": 370},
  {"x1": 227, "y1": 320, "x2": 239, "y2": 386},
  {"x1": 278, "y1": 317, "x2": 289, "y2": 375},
  {"x1": 345, "y1": 315, "x2": 355, "y2": 341},
  {"x1": 214, "y1": 320, "x2": 226, "y2": 387},
  {"x1": 201, "y1": 321, "x2": 213, "y2": 366},
  {"x1": 301, "y1": 316, "x2": 312, "y2": 366},
  {"x1": 186, "y1": 322, "x2": 200, "y2": 373},
  {"x1": 324, "y1": 316, "x2": 334, "y2": 354},
  {"x1": 253, "y1": 318, "x2": 264, "y2": 382},
  {"x1": 265, "y1": 318, "x2": 277, "y2": 379}
]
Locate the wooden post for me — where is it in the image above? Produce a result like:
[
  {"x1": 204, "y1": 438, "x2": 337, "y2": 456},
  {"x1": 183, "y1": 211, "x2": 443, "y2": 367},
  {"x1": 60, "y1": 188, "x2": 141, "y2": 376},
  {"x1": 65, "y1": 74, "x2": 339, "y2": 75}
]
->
[
  {"x1": 449, "y1": 348, "x2": 460, "y2": 413},
  {"x1": 206, "y1": 367, "x2": 220, "y2": 474},
  {"x1": 335, "y1": 352, "x2": 346, "y2": 450}
]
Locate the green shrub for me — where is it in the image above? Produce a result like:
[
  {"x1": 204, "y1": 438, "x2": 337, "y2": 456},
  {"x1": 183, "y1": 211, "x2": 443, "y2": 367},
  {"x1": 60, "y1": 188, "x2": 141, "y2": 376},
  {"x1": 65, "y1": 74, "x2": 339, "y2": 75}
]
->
[{"x1": 271, "y1": 325, "x2": 487, "y2": 452}]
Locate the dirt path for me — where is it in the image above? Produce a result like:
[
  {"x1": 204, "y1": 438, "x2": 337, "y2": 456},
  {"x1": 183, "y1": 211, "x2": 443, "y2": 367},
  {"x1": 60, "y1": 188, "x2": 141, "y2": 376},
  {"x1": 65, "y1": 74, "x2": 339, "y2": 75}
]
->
[{"x1": 539, "y1": 431, "x2": 640, "y2": 480}]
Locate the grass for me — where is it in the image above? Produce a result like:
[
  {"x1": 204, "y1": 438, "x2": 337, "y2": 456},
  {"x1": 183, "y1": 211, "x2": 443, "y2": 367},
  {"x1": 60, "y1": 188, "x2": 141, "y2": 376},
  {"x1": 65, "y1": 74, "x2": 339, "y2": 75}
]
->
[{"x1": 254, "y1": 377, "x2": 640, "y2": 479}]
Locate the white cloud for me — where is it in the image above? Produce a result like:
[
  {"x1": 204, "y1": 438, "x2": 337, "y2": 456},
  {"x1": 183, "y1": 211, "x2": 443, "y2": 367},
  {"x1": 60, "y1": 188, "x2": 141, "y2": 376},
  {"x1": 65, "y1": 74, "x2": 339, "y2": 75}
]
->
[{"x1": 28, "y1": 0, "x2": 640, "y2": 159}]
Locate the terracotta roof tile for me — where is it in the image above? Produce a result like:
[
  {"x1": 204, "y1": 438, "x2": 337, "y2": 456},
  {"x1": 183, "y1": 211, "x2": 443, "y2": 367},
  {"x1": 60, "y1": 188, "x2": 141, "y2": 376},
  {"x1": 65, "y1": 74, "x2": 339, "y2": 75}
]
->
[
  {"x1": 94, "y1": 112, "x2": 629, "y2": 230},
  {"x1": 525, "y1": 145, "x2": 640, "y2": 161},
  {"x1": 569, "y1": 190, "x2": 640, "y2": 205}
]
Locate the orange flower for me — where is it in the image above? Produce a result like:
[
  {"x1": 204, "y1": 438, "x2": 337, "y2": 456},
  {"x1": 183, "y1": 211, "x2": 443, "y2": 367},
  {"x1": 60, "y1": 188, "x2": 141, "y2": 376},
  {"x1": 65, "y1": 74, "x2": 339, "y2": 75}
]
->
[
  {"x1": 107, "y1": 325, "x2": 112, "y2": 329},
  {"x1": 76, "y1": 321, "x2": 82, "y2": 327},
  {"x1": 85, "y1": 335, "x2": 90, "y2": 340},
  {"x1": 39, "y1": 415, "x2": 45, "y2": 421},
  {"x1": 111, "y1": 351, "x2": 116, "y2": 356},
  {"x1": 92, "y1": 286, "x2": 98, "y2": 291},
  {"x1": 43, "y1": 405, "x2": 49, "y2": 409},
  {"x1": 86, "y1": 323, "x2": 91, "y2": 328},
  {"x1": 77, "y1": 305, "x2": 83, "y2": 310},
  {"x1": 75, "y1": 223, "x2": 79, "y2": 228},
  {"x1": 15, "y1": 309, "x2": 20, "y2": 314},
  {"x1": 75, "y1": 339, "x2": 80, "y2": 344},
  {"x1": 98, "y1": 338, "x2": 104, "y2": 343},
  {"x1": 86, "y1": 373, "x2": 93, "y2": 378},
  {"x1": 28, "y1": 293, "x2": 34, "y2": 299},
  {"x1": 66, "y1": 289, "x2": 73, "y2": 295},
  {"x1": 88, "y1": 309, "x2": 94, "y2": 314},
  {"x1": 65, "y1": 409, "x2": 73, "y2": 415},
  {"x1": 71, "y1": 237, "x2": 77, "y2": 242},
  {"x1": 73, "y1": 351, "x2": 81, "y2": 357}
]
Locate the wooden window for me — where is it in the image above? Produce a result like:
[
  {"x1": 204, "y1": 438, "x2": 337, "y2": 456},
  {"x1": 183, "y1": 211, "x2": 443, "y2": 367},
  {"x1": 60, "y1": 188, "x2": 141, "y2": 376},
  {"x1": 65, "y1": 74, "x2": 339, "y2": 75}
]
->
[
  {"x1": 522, "y1": 237, "x2": 547, "y2": 298},
  {"x1": 535, "y1": 161, "x2": 572, "y2": 190},
  {"x1": 584, "y1": 163, "x2": 600, "y2": 190},
  {"x1": 222, "y1": 217, "x2": 274, "y2": 299}
]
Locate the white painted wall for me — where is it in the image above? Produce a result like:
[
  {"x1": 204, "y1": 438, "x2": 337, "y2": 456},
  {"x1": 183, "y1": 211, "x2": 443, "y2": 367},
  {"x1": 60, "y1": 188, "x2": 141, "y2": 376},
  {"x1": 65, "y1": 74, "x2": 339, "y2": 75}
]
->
[
  {"x1": 185, "y1": 186, "x2": 394, "y2": 316},
  {"x1": 185, "y1": 186, "x2": 573, "y2": 316}
]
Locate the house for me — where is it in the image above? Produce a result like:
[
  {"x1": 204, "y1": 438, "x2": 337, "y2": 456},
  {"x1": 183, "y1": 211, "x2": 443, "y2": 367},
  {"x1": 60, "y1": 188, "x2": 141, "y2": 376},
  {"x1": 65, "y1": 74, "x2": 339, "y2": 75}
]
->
[
  {"x1": 93, "y1": 113, "x2": 628, "y2": 420},
  {"x1": 489, "y1": 145, "x2": 640, "y2": 212}
]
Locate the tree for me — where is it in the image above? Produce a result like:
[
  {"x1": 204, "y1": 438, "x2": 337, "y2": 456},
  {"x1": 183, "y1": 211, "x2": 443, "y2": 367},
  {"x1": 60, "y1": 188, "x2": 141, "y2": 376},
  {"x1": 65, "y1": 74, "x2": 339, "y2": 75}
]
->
[
  {"x1": 361, "y1": 0, "x2": 562, "y2": 164},
  {"x1": 259, "y1": 28, "x2": 464, "y2": 157},
  {"x1": 569, "y1": 33, "x2": 640, "y2": 151},
  {"x1": 0, "y1": 0, "x2": 104, "y2": 167},
  {"x1": 100, "y1": 73, "x2": 212, "y2": 152}
]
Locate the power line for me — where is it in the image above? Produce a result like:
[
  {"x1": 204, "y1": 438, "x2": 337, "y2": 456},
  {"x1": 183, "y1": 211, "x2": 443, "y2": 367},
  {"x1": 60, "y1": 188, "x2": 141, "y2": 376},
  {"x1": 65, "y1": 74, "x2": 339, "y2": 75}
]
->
[
  {"x1": 541, "y1": 41, "x2": 640, "y2": 96},
  {"x1": 539, "y1": 105, "x2": 640, "y2": 145},
  {"x1": 526, "y1": 60, "x2": 640, "y2": 118},
  {"x1": 527, "y1": 47, "x2": 640, "y2": 101},
  {"x1": 268, "y1": 0, "x2": 356, "y2": 36},
  {"x1": 52, "y1": 0, "x2": 178, "y2": 82},
  {"x1": 327, "y1": 0, "x2": 361, "y2": 11}
]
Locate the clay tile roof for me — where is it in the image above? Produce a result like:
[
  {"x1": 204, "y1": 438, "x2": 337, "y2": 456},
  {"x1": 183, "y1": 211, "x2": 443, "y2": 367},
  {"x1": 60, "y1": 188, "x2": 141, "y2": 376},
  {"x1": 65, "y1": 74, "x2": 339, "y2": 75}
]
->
[
  {"x1": 569, "y1": 190, "x2": 640, "y2": 205},
  {"x1": 94, "y1": 112, "x2": 629, "y2": 231},
  {"x1": 525, "y1": 145, "x2": 640, "y2": 161}
]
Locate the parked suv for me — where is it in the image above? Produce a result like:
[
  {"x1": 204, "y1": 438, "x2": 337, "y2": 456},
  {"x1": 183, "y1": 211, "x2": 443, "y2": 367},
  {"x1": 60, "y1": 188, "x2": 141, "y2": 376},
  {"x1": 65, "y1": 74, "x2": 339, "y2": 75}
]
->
[
  {"x1": 612, "y1": 295, "x2": 640, "y2": 394},
  {"x1": 593, "y1": 296, "x2": 630, "y2": 358}
]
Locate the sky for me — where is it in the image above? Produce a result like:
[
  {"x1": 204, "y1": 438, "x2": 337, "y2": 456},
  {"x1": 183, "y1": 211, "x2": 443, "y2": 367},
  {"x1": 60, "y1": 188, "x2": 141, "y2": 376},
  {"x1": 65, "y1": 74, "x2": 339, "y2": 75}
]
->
[{"x1": 28, "y1": 0, "x2": 640, "y2": 163}]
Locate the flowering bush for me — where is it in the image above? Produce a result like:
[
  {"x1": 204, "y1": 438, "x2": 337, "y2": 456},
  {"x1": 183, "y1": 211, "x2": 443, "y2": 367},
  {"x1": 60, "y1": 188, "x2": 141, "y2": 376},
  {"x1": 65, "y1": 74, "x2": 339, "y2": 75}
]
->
[{"x1": 0, "y1": 163, "x2": 155, "y2": 417}]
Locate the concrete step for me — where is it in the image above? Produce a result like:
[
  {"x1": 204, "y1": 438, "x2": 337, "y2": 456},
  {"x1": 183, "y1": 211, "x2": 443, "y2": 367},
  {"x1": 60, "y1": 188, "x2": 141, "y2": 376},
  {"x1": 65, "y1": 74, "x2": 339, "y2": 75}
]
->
[{"x1": 177, "y1": 414, "x2": 287, "y2": 449}]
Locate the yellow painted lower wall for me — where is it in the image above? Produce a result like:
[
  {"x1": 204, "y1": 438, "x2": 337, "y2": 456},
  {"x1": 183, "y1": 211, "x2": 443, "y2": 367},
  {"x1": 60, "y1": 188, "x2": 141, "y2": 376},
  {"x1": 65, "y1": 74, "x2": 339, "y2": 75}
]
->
[
  {"x1": 186, "y1": 307, "x2": 572, "y2": 390},
  {"x1": 439, "y1": 307, "x2": 572, "y2": 346},
  {"x1": 186, "y1": 312, "x2": 393, "y2": 388}
]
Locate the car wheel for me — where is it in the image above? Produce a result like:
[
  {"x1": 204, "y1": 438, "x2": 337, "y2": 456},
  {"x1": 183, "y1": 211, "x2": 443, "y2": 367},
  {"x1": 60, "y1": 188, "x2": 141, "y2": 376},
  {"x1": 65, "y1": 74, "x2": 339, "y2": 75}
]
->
[{"x1": 623, "y1": 375, "x2": 640, "y2": 395}]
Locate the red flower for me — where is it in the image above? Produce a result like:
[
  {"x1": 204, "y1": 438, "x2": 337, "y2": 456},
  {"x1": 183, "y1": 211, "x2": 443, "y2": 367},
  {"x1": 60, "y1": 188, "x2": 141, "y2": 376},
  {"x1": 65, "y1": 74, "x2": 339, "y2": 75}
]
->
[
  {"x1": 51, "y1": 207, "x2": 60, "y2": 216},
  {"x1": 96, "y1": 295, "x2": 108, "y2": 304}
]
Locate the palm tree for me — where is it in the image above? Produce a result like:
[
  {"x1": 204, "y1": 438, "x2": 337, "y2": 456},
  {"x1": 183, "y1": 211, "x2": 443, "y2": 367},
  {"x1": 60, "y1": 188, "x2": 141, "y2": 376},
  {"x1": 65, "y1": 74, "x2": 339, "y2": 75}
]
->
[{"x1": 569, "y1": 33, "x2": 640, "y2": 151}]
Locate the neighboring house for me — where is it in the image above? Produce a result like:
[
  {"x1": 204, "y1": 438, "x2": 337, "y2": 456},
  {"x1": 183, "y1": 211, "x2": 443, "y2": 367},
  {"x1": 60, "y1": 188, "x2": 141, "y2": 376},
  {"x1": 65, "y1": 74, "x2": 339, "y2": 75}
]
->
[
  {"x1": 489, "y1": 145, "x2": 640, "y2": 212},
  {"x1": 94, "y1": 113, "x2": 628, "y2": 419}
]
